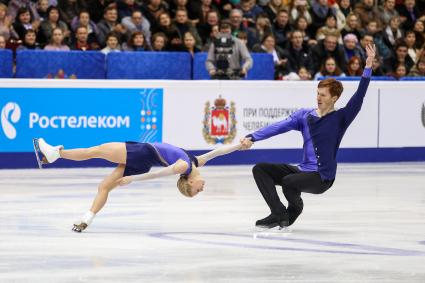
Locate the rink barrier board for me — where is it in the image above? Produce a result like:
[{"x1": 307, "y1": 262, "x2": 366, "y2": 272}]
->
[
  {"x1": 0, "y1": 79, "x2": 424, "y2": 169},
  {"x1": 1, "y1": 147, "x2": 424, "y2": 169}
]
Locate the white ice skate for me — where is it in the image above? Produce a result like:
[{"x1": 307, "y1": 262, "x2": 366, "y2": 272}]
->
[{"x1": 33, "y1": 138, "x2": 63, "y2": 168}]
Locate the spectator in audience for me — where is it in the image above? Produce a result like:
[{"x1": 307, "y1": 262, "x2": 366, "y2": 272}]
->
[
  {"x1": 169, "y1": 0, "x2": 191, "y2": 19},
  {"x1": 309, "y1": 34, "x2": 346, "y2": 75},
  {"x1": 290, "y1": 0, "x2": 312, "y2": 25},
  {"x1": 294, "y1": 16, "x2": 316, "y2": 45},
  {"x1": 379, "y1": 0, "x2": 399, "y2": 26},
  {"x1": 413, "y1": 19, "x2": 425, "y2": 48},
  {"x1": 389, "y1": 62, "x2": 407, "y2": 79},
  {"x1": 340, "y1": 13, "x2": 361, "y2": 42},
  {"x1": 141, "y1": 0, "x2": 168, "y2": 28},
  {"x1": 282, "y1": 66, "x2": 312, "y2": 80},
  {"x1": 264, "y1": 0, "x2": 287, "y2": 23},
  {"x1": 405, "y1": 30, "x2": 420, "y2": 62},
  {"x1": 240, "y1": 0, "x2": 263, "y2": 28},
  {"x1": 57, "y1": 0, "x2": 85, "y2": 26},
  {"x1": 309, "y1": 0, "x2": 336, "y2": 36},
  {"x1": 201, "y1": 23, "x2": 218, "y2": 50},
  {"x1": 272, "y1": 8, "x2": 292, "y2": 48},
  {"x1": 7, "y1": 0, "x2": 40, "y2": 22},
  {"x1": 383, "y1": 40, "x2": 414, "y2": 73},
  {"x1": 182, "y1": 31, "x2": 200, "y2": 56},
  {"x1": 174, "y1": 8, "x2": 202, "y2": 49},
  {"x1": 371, "y1": 56, "x2": 385, "y2": 76},
  {"x1": 101, "y1": 31, "x2": 121, "y2": 54},
  {"x1": 236, "y1": 30, "x2": 249, "y2": 47},
  {"x1": 314, "y1": 56, "x2": 345, "y2": 79},
  {"x1": 365, "y1": 19, "x2": 392, "y2": 60},
  {"x1": 384, "y1": 15, "x2": 403, "y2": 47},
  {"x1": 151, "y1": 31, "x2": 168, "y2": 51},
  {"x1": 253, "y1": 33, "x2": 287, "y2": 79},
  {"x1": 316, "y1": 14, "x2": 341, "y2": 42},
  {"x1": 343, "y1": 33, "x2": 362, "y2": 61},
  {"x1": 71, "y1": 10, "x2": 99, "y2": 48},
  {"x1": 206, "y1": 20, "x2": 253, "y2": 79},
  {"x1": 12, "y1": 7, "x2": 40, "y2": 40},
  {"x1": 346, "y1": 55, "x2": 363, "y2": 76},
  {"x1": 248, "y1": 13, "x2": 272, "y2": 49},
  {"x1": 197, "y1": 10, "x2": 219, "y2": 45},
  {"x1": 36, "y1": 0, "x2": 50, "y2": 21},
  {"x1": 121, "y1": 10, "x2": 151, "y2": 47},
  {"x1": 84, "y1": 0, "x2": 115, "y2": 23},
  {"x1": 229, "y1": 9, "x2": 248, "y2": 37},
  {"x1": 283, "y1": 30, "x2": 311, "y2": 73},
  {"x1": 122, "y1": 30, "x2": 151, "y2": 51},
  {"x1": 191, "y1": 0, "x2": 218, "y2": 25},
  {"x1": 70, "y1": 25, "x2": 95, "y2": 50},
  {"x1": 397, "y1": 0, "x2": 421, "y2": 31},
  {"x1": 354, "y1": 0, "x2": 381, "y2": 29},
  {"x1": 152, "y1": 11, "x2": 181, "y2": 50},
  {"x1": 16, "y1": 28, "x2": 41, "y2": 50},
  {"x1": 0, "y1": 33, "x2": 6, "y2": 48},
  {"x1": 0, "y1": 3, "x2": 13, "y2": 40},
  {"x1": 210, "y1": 0, "x2": 233, "y2": 20},
  {"x1": 333, "y1": 0, "x2": 352, "y2": 29},
  {"x1": 407, "y1": 55, "x2": 425, "y2": 76},
  {"x1": 39, "y1": 6, "x2": 70, "y2": 45},
  {"x1": 117, "y1": 0, "x2": 142, "y2": 20},
  {"x1": 44, "y1": 26, "x2": 70, "y2": 50},
  {"x1": 97, "y1": 6, "x2": 127, "y2": 47}
]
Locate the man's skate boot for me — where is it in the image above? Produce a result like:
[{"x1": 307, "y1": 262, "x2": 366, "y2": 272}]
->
[
  {"x1": 288, "y1": 199, "x2": 304, "y2": 226},
  {"x1": 255, "y1": 212, "x2": 289, "y2": 229},
  {"x1": 33, "y1": 138, "x2": 63, "y2": 168}
]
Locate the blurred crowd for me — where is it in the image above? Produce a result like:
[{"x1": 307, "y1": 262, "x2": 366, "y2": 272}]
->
[{"x1": 0, "y1": 0, "x2": 424, "y2": 79}]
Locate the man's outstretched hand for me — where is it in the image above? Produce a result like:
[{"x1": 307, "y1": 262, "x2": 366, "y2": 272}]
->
[{"x1": 365, "y1": 44, "x2": 376, "y2": 68}]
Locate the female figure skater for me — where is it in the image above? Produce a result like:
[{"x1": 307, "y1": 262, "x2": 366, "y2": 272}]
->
[{"x1": 33, "y1": 138, "x2": 243, "y2": 232}]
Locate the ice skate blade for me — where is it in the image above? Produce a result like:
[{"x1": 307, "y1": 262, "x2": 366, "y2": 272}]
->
[
  {"x1": 32, "y1": 138, "x2": 50, "y2": 169},
  {"x1": 253, "y1": 226, "x2": 292, "y2": 236},
  {"x1": 72, "y1": 223, "x2": 88, "y2": 233},
  {"x1": 33, "y1": 138, "x2": 44, "y2": 169}
]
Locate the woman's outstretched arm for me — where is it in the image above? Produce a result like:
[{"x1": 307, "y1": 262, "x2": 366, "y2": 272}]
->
[{"x1": 196, "y1": 143, "x2": 243, "y2": 167}]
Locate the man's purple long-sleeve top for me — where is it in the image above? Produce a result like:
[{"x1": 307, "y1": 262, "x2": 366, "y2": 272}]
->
[{"x1": 247, "y1": 68, "x2": 372, "y2": 181}]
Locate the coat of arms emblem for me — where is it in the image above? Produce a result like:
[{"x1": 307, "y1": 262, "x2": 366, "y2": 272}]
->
[{"x1": 203, "y1": 96, "x2": 236, "y2": 144}]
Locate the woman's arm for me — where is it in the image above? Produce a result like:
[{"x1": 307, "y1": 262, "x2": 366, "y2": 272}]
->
[
  {"x1": 196, "y1": 143, "x2": 243, "y2": 167},
  {"x1": 117, "y1": 159, "x2": 188, "y2": 186}
]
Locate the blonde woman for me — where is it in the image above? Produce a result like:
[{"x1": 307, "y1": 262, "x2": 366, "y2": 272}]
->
[{"x1": 33, "y1": 138, "x2": 244, "y2": 232}]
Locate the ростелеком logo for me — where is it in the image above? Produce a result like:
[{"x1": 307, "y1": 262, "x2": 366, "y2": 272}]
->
[{"x1": 1, "y1": 102, "x2": 21, "y2": 139}]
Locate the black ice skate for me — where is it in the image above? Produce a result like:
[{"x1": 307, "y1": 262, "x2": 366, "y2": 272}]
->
[{"x1": 255, "y1": 212, "x2": 289, "y2": 230}]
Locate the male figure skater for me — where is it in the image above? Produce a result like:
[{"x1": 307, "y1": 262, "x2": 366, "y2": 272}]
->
[{"x1": 241, "y1": 44, "x2": 376, "y2": 229}]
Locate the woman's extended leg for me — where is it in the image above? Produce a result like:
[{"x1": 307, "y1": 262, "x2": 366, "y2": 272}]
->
[
  {"x1": 60, "y1": 143, "x2": 127, "y2": 164},
  {"x1": 90, "y1": 164, "x2": 125, "y2": 213},
  {"x1": 73, "y1": 164, "x2": 125, "y2": 232}
]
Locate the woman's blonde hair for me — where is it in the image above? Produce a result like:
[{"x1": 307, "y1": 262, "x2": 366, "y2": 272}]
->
[{"x1": 177, "y1": 176, "x2": 192, "y2": 197}]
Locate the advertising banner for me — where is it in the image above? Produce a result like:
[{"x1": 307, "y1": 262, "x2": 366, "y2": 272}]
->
[
  {"x1": 379, "y1": 84, "x2": 425, "y2": 147},
  {"x1": 0, "y1": 88, "x2": 163, "y2": 152},
  {"x1": 162, "y1": 81, "x2": 379, "y2": 149}
]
